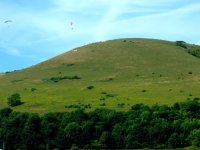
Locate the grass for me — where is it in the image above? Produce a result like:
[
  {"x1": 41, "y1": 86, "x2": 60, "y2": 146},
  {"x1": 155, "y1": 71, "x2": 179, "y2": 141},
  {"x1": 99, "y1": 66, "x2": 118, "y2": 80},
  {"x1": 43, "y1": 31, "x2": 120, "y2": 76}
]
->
[{"x1": 1, "y1": 38, "x2": 200, "y2": 114}]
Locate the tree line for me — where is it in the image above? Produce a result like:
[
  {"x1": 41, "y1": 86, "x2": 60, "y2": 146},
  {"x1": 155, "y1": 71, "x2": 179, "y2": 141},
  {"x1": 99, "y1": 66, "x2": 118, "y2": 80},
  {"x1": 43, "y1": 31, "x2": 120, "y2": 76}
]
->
[{"x1": 0, "y1": 99, "x2": 200, "y2": 150}]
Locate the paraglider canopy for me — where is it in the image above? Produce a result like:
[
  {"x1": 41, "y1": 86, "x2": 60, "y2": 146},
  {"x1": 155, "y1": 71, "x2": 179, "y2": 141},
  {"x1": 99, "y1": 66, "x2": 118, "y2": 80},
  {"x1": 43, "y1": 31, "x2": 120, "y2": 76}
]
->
[
  {"x1": 70, "y1": 21, "x2": 74, "y2": 30},
  {"x1": 4, "y1": 20, "x2": 12, "y2": 24}
]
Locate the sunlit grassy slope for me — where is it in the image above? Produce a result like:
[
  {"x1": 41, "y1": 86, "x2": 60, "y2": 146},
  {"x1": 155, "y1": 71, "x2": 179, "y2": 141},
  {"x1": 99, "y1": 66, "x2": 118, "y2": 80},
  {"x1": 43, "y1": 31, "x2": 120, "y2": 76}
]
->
[{"x1": 1, "y1": 38, "x2": 200, "y2": 113}]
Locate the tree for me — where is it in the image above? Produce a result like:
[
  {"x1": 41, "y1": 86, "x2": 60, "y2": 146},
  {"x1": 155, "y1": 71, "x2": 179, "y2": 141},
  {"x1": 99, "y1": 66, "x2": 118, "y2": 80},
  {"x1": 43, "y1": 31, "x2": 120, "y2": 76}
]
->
[
  {"x1": 64, "y1": 122, "x2": 82, "y2": 147},
  {"x1": 112, "y1": 123, "x2": 126, "y2": 148},
  {"x1": 7, "y1": 93, "x2": 22, "y2": 107},
  {"x1": 22, "y1": 114, "x2": 43, "y2": 150},
  {"x1": 188, "y1": 129, "x2": 200, "y2": 147},
  {"x1": 99, "y1": 131, "x2": 113, "y2": 148}
]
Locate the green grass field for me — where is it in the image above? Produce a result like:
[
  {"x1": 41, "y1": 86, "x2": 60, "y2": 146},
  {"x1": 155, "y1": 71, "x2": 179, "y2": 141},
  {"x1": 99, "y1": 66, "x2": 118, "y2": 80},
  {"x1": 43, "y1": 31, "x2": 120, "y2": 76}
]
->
[{"x1": 1, "y1": 38, "x2": 200, "y2": 113}]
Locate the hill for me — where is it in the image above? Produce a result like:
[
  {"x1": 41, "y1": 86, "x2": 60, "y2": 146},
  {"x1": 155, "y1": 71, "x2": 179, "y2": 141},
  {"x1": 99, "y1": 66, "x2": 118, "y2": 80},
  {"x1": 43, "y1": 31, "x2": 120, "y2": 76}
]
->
[{"x1": 0, "y1": 38, "x2": 200, "y2": 113}]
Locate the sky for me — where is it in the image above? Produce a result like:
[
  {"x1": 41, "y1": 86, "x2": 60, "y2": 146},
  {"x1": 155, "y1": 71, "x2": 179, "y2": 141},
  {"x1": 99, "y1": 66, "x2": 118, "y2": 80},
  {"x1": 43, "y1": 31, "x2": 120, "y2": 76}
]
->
[{"x1": 0, "y1": 0, "x2": 200, "y2": 72}]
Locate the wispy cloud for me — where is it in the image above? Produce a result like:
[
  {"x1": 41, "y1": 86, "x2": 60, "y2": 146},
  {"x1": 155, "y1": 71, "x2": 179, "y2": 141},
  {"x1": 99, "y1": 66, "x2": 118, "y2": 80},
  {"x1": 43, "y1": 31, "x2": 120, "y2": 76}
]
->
[{"x1": 0, "y1": 41, "x2": 45, "y2": 61}]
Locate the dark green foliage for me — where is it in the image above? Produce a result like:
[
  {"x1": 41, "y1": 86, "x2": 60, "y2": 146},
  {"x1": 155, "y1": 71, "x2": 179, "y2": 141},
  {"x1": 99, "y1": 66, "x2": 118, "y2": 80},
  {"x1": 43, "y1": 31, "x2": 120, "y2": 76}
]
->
[
  {"x1": 11, "y1": 79, "x2": 24, "y2": 83},
  {"x1": 187, "y1": 49, "x2": 200, "y2": 58},
  {"x1": 176, "y1": 41, "x2": 187, "y2": 49},
  {"x1": 31, "y1": 87, "x2": 37, "y2": 92},
  {"x1": 118, "y1": 103, "x2": 125, "y2": 108},
  {"x1": 188, "y1": 71, "x2": 193, "y2": 74},
  {"x1": 188, "y1": 129, "x2": 200, "y2": 147},
  {"x1": 65, "y1": 105, "x2": 81, "y2": 109},
  {"x1": 87, "y1": 86, "x2": 95, "y2": 90},
  {"x1": 66, "y1": 63, "x2": 75, "y2": 67},
  {"x1": 84, "y1": 104, "x2": 92, "y2": 109},
  {"x1": 50, "y1": 75, "x2": 81, "y2": 83},
  {"x1": 64, "y1": 122, "x2": 83, "y2": 146},
  {"x1": 65, "y1": 104, "x2": 92, "y2": 109},
  {"x1": 21, "y1": 114, "x2": 42, "y2": 150},
  {"x1": 1, "y1": 100, "x2": 200, "y2": 149},
  {"x1": 100, "y1": 98, "x2": 105, "y2": 101},
  {"x1": 105, "y1": 93, "x2": 115, "y2": 98},
  {"x1": 141, "y1": 90, "x2": 146, "y2": 92},
  {"x1": 7, "y1": 93, "x2": 22, "y2": 107},
  {"x1": 100, "y1": 103, "x2": 106, "y2": 106},
  {"x1": 5, "y1": 70, "x2": 17, "y2": 74},
  {"x1": 108, "y1": 78, "x2": 113, "y2": 81},
  {"x1": 101, "y1": 91, "x2": 107, "y2": 95},
  {"x1": 136, "y1": 74, "x2": 140, "y2": 77}
]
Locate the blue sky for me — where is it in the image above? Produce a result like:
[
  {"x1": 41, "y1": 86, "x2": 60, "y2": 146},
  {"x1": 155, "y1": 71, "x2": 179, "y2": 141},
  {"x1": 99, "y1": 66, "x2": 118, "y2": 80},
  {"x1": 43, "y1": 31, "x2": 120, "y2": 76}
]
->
[{"x1": 0, "y1": 0, "x2": 200, "y2": 72}]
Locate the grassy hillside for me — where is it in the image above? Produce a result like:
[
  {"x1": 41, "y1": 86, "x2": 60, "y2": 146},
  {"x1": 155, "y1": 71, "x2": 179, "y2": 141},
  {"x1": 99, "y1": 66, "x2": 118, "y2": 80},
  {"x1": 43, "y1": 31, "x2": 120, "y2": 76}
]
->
[{"x1": 1, "y1": 38, "x2": 200, "y2": 113}]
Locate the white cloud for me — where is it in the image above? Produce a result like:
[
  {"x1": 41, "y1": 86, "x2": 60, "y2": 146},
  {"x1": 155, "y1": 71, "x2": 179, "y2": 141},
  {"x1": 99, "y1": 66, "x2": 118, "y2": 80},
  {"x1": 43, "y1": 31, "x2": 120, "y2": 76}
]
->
[{"x1": 93, "y1": 2, "x2": 200, "y2": 39}]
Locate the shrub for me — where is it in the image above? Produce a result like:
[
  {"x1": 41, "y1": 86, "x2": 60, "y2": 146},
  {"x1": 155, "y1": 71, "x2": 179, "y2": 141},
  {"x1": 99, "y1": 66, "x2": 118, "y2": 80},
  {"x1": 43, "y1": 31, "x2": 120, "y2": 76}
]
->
[
  {"x1": 87, "y1": 86, "x2": 95, "y2": 90},
  {"x1": 101, "y1": 92, "x2": 107, "y2": 95},
  {"x1": 176, "y1": 41, "x2": 187, "y2": 49},
  {"x1": 67, "y1": 63, "x2": 75, "y2": 67},
  {"x1": 136, "y1": 74, "x2": 140, "y2": 77},
  {"x1": 187, "y1": 49, "x2": 200, "y2": 58},
  {"x1": 84, "y1": 104, "x2": 92, "y2": 109},
  {"x1": 7, "y1": 93, "x2": 22, "y2": 107},
  {"x1": 108, "y1": 78, "x2": 113, "y2": 81},
  {"x1": 100, "y1": 98, "x2": 105, "y2": 101},
  {"x1": 118, "y1": 103, "x2": 125, "y2": 108},
  {"x1": 65, "y1": 104, "x2": 81, "y2": 109},
  {"x1": 188, "y1": 71, "x2": 193, "y2": 74},
  {"x1": 100, "y1": 103, "x2": 106, "y2": 106},
  {"x1": 106, "y1": 94, "x2": 115, "y2": 98},
  {"x1": 193, "y1": 97, "x2": 200, "y2": 101},
  {"x1": 50, "y1": 75, "x2": 81, "y2": 83},
  {"x1": 141, "y1": 90, "x2": 146, "y2": 92},
  {"x1": 31, "y1": 88, "x2": 37, "y2": 92},
  {"x1": 71, "y1": 75, "x2": 81, "y2": 80}
]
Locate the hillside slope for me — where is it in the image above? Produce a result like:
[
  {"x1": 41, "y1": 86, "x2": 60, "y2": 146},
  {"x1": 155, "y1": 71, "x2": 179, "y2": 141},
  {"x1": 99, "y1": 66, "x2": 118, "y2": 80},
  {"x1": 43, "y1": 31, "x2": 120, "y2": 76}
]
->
[{"x1": 1, "y1": 38, "x2": 200, "y2": 113}]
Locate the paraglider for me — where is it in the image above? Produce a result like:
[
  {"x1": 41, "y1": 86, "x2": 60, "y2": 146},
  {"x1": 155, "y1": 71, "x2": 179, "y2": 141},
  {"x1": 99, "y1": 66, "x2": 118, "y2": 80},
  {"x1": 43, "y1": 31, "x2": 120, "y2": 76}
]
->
[
  {"x1": 3, "y1": 20, "x2": 13, "y2": 28},
  {"x1": 4, "y1": 20, "x2": 12, "y2": 24},
  {"x1": 70, "y1": 21, "x2": 74, "y2": 30}
]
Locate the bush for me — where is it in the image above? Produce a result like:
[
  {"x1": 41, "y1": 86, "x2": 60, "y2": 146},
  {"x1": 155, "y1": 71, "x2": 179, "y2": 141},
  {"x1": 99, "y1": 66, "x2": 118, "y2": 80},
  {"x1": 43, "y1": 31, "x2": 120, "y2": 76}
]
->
[
  {"x1": 101, "y1": 92, "x2": 107, "y2": 95},
  {"x1": 100, "y1": 103, "x2": 106, "y2": 106},
  {"x1": 188, "y1": 71, "x2": 193, "y2": 74},
  {"x1": 118, "y1": 103, "x2": 125, "y2": 108},
  {"x1": 100, "y1": 98, "x2": 105, "y2": 101},
  {"x1": 31, "y1": 88, "x2": 37, "y2": 92},
  {"x1": 84, "y1": 104, "x2": 92, "y2": 109},
  {"x1": 106, "y1": 93, "x2": 115, "y2": 98},
  {"x1": 50, "y1": 75, "x2": 81, "y2": 83},
  {"x1": 7, "y1": 93, "x2": 22, "y2": 107},
  {"x1": 187, "y1": 49, "x2": 200, "y2": 58},
  {"x1": 87, "y1": 86, "x2": 95, "y2": 90},
  {"x1": 176, "y1": 41, "x2": 187, "y2": 49}
]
